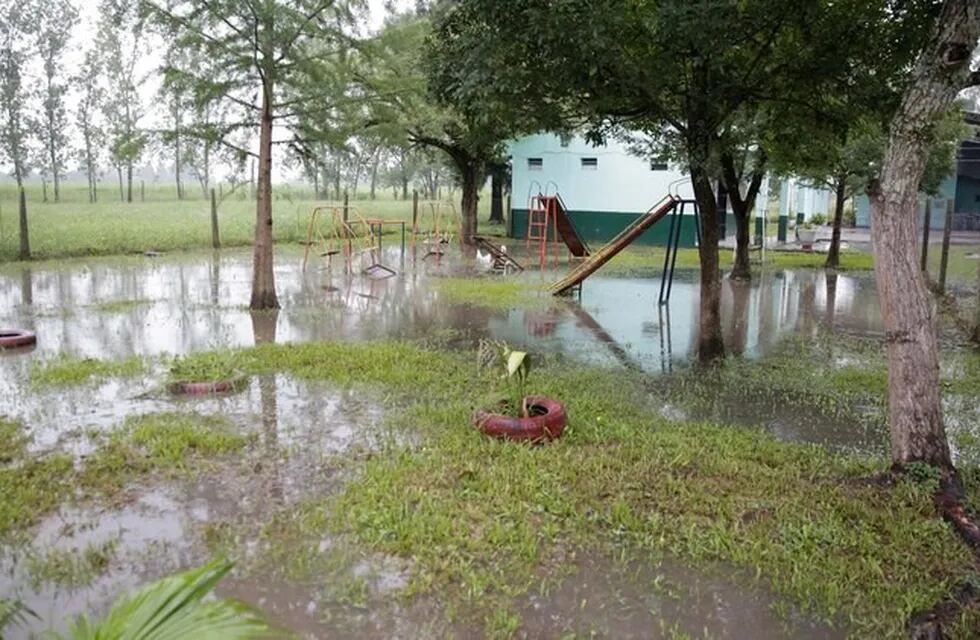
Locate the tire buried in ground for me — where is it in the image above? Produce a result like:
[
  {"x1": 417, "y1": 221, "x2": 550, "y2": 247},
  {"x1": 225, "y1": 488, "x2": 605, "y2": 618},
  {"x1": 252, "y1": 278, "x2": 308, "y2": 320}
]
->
[
  {"x1": 473, "y1": 396, "x2": 567, "y2": 443},
  {"x1": 168, "y1": 375, "x2": 248, "y2": 395},
  {"x1": 0, "y1": 329, "x2": 37, "y2": 349}
]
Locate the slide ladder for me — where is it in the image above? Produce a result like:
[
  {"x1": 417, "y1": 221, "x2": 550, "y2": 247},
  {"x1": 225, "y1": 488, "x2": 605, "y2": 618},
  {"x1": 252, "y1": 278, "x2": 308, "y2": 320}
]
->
[
  {"x1": 526, "y1": 193, "x2": 591, "y2": 267},
  {"x1": 549, "y1": 195, "x2": 680, "y2": 295}
]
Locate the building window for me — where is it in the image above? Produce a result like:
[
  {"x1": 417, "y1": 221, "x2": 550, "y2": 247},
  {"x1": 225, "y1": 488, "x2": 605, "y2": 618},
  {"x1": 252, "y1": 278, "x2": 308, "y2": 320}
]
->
[
  {"x1": 650, "y1": 161, "x2": 669, "y2": 171},
  {"x1": 528, "y1": 157, "x2": 543, "y2": 171},
  {"x1": 581, "y1": 157, "x2": 598, "y2": 170}
]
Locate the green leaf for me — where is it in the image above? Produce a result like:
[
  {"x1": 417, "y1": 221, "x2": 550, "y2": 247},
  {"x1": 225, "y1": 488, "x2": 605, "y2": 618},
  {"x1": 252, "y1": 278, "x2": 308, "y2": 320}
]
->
[
  {"x1": 506, "y1": 351, "x2": 528, "y2": 378},
  {"x1": 64, "y1": 559, "x2": 279, "y2": 640}
]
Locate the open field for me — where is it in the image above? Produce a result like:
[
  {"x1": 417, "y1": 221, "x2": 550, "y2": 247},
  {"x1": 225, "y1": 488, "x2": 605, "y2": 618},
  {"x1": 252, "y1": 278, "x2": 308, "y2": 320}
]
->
[{"x1": 0, "y1": 183, "x2": 495, "y2": 261}]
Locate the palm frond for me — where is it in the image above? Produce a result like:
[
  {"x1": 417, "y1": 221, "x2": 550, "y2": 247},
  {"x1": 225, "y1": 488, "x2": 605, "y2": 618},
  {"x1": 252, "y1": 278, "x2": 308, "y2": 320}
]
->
[
  {"x1": 66, "y1": 559, "x2": 278, "y2": 640},
  {"x1": 0, "y1": 598, "x2": 36, "y2": 635}
]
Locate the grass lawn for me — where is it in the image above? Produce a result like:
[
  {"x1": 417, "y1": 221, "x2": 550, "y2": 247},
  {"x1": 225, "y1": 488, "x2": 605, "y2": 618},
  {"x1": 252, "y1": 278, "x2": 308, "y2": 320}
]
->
[{"x1": 13, "y1": 338, "x2": 967, "y2": 638}]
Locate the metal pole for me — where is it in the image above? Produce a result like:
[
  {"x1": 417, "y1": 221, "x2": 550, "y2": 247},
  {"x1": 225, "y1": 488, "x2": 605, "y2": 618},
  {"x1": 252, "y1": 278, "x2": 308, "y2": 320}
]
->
[
  {"x1": 665, "y1": 201, "x2": 685, "y2": 303},
  {"x1": 920, "y1": 198, "x2": 931, "y2": 272},
  {"x1": 18, "y1": 187, "x2": 30, "y2": 260},
  {"x1": 658, "y1": 207, "x2": 678, "y2": 304},
  {"x1": 210, "y1": 188, "x2": 220, "y2": 249},
  {"x1": 939, "y1": 198, "x2": 954, "y2": 294}
]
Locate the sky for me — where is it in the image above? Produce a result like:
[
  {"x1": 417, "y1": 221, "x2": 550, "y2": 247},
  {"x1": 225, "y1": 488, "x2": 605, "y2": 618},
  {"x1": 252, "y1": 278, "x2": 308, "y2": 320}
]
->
[{"x1": 5, "y1": 0, "x2": 415, "y2": 185}]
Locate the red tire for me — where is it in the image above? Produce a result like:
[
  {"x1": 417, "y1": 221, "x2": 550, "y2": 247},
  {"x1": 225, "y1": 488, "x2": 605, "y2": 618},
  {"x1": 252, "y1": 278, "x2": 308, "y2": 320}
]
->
[
  {"x1": 473, "y1": 396, "x2": 567, "y2": 443},
  {"x1": 168, "y1": 376, "x2": 247, "y2": 395},
  {"x1": 0, "y1": 329, "x2": 36, "y2": 349}
]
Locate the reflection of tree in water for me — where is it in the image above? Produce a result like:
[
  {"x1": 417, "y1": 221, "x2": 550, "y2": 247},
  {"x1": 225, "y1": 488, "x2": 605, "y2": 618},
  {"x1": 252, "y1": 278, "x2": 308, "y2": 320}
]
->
[
  {"x1": 251, "y1": 310, "x2": 283, "y2": 506},
  {"x1": 726, "y1": 279, "x2": 751, "y2": 356},
  {"x1": 20, "y1": 267, "x2": 32, "y2": 306},
  {"x1": 824, "y1": 272, "x2": 838, "y2": 329}
]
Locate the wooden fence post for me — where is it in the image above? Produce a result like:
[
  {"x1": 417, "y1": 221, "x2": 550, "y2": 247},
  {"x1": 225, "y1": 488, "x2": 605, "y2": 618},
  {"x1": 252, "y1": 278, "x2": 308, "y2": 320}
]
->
[
  {"x1": 18, "y1": 187, "x2": 30, "y2": 260},
  {"x1": 210, "y1": 188, "x2": 220, "y2": 249},
  {"x1": 938, "y1": 198, "x2": 954, "y2": 294}
]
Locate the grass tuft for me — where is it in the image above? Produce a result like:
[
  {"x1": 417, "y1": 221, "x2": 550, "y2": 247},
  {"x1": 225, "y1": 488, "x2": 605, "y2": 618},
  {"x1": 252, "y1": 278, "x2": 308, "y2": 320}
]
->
[{"x1": 30, "y1": 355, "x2": 146, "y2": 387}]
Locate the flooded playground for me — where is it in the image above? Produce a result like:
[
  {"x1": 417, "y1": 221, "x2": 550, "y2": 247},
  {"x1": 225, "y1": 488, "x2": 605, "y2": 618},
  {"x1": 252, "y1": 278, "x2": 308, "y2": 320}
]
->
[{"x1": 0, "y1": 245, "x2": 977, "y2": 638}]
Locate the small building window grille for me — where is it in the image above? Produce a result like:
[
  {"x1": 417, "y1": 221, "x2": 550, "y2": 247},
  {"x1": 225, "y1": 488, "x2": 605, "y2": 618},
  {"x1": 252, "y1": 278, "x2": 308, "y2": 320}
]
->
[
  {"x1": 650, "y1": 161, "x2": 669, "y2": 171},
  {"x1": 528, "y1": 157, "x2": 543, "y2": 170},
  {"x1": 581, "y1": 157, "x2": 598, "y2": 170}
]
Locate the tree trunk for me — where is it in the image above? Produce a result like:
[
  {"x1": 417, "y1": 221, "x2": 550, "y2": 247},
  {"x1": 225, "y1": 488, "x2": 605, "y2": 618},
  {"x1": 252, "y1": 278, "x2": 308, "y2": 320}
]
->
[
  {"x1": 825, "y1": 174, "x2": 847, "y2": 269},
  {"x1": 369, "y1": 148, "x2": 380, "y2": 200},
  {"x1": 174, "y1": 96, "x2": 183, "y2": 201},
  {"x1": 126, "y1": 162, "x2": 133, "y2": 203},
  {"x1": 868, "y1": 0, "x2": 979, "y2": 472},
  {"x1": 489, "y1": 163, "x2": 505, "y2": 223},
  {"x1": 459, "y1": 161, "x2": 481, "y2": 246},
  {"x1": 117, "y1": 167, "x2": 124, "y2": 202},
  {"x1": 18, "y1": 187, "x2": 30, "y2": 260},
  {"x1": 720, "y1": 152, "x2": 765, "y2": 281},
  {"x1": 401, "y1": 175, "x2": 409, "y2": 200},
  {"x1": 691, "y1": 163, "x2": 725, "y2": 363},
  {"x1": 732, "y1": 213, "x2": 751, "y2": 278},
  {"x1": 48, "y1": 132, "x2": 59, "y2": 203},
  {"x1": 250, "y1": 88, "x2": 279, "y2": 310}
]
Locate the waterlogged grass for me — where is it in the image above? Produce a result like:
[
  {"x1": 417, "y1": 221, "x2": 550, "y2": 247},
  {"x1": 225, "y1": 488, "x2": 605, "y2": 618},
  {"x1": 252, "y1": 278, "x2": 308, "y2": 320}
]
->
[
  {"x1": 168, "y1": 341, "x2": 469, "y2": 393},
  {"x1": 161, "y1": 339, "x2": 976, "y2": 637},
  {"x1": 30, "y1": 354, "x2": 146, "y2": 387},
  {"x1": 89, "y1": 298, "x2": 153, "y2": 313},
  {"x1": 0, "y1": 418, "x2": 29, "y2": 463},
  {"x1": 270, "y1": 356, "x2": 973, "y2": 637},
  {"x1": 433, "y1": 277, "x2": 549, "y2": 310},
  {"x1": 0, "y1": 413, "x2": 249, "y2": 538},
  {"x1": 24, "y1": 541, "x2": 117, "y2": 589},
  {"x1": 168, "y1": 351, "x2": 242, "y2": 384},
  {"x1": 605, "y1": 246, "x2": 874, "y2": 275}
]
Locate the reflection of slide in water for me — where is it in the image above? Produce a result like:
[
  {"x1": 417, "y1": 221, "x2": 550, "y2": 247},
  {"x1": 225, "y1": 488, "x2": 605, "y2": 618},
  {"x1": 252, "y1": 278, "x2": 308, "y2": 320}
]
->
[{"x1": 564, "y1": 303, "x2": 646, "y2": 372}]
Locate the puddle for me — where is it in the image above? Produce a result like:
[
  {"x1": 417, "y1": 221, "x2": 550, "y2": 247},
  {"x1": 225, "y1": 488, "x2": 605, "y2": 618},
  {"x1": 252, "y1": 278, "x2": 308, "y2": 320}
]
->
[{"x1": 518, "y1": 549, "x2": 840, "y2": 639}]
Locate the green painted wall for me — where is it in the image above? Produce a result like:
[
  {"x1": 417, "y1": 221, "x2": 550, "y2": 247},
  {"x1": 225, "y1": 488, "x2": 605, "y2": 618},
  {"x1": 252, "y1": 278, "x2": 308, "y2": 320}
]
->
[{"x1": 511, "y1": 208, "x2": 700, "y2": 247}]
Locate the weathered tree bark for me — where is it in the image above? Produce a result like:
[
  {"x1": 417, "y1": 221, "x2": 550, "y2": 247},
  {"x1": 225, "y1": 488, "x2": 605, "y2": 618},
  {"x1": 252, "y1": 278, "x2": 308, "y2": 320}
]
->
[
  {"x1": 691, "y1": 161, "x2": 725, "y2": 363},
  {"x1": 488, "y1": 163, "x2": 505, "y2": 224},
  {"x1": 458, "y1": 159, "x2": 482, "y2": 246},
  {"x1": 720, "y1": 152, "x2": 765, "y2": 281},
  {"x1": 869, "y1": 0, "x2": 979, "y2": 472},
  {"x1": 825, "y1": 174, "x2": 847, "y2": 269},
  {"x1": 250, "y1": 87, "x2": 279, "y2": 310}
]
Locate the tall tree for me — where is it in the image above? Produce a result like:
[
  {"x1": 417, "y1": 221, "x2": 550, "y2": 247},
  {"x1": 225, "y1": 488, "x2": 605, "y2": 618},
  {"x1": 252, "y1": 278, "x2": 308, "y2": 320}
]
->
[
  {"x1": 35, "y1": 0, "x2": 79, "y2": 203},
  {"x1": 75, "y1": 47, "x2": 106, "y2": 203},
  {"x1": 430, "y1": 0, "x2": 842, "y2": 362},
  {"x1": 869, "y1": 0, "x2": 980, "y2": 473},
  {"x1": 147, "y1": 0, "x2": 362, "y2": 310},
  {"x1": 0, "y1": 0, "x2": 37, "y2": 188},
  {"x1": 98, "y1": 0, "x2": 147, "y2": 203},
  {"x1": 364, "y1": 12, "x2": 515, "y2": 244}
]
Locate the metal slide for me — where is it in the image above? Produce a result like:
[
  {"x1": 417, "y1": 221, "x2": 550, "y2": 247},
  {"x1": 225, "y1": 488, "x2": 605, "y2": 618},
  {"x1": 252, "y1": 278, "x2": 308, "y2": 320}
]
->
[
  {"x1": 549, "y1": 195, "x2": 680, "y2": 295},
  {"x1": 550, "y1": 195, "x2": 590, "y2": 257}
]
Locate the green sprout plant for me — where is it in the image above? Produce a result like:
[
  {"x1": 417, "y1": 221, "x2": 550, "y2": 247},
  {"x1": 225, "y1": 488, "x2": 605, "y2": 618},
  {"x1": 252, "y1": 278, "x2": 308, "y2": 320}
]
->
[{"x1": 478, "y1": 340, "x2": 533, "y2": 416}]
